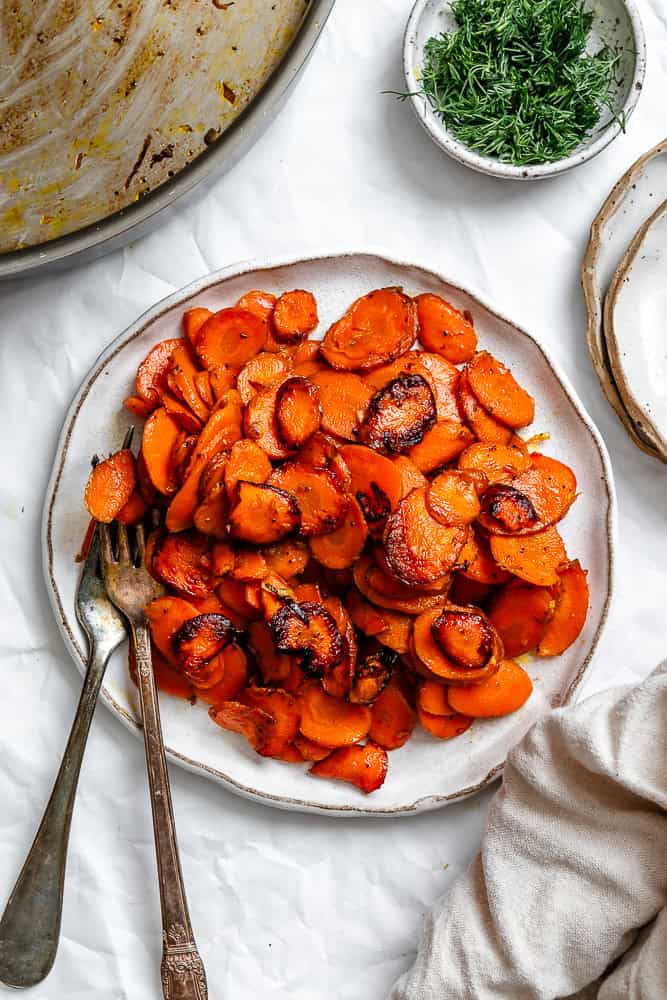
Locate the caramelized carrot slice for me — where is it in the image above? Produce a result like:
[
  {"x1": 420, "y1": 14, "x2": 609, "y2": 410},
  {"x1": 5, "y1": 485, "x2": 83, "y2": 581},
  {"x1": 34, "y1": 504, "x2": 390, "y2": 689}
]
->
[
  {"x1": 338, "y1": 444, "x2": 403, "y2": 524},
  {"x1": 310, "y1": 742, "x2": 388, "y2": 794},
  {"x1": 183, "y1": 306, "x2": 213, "y2": 345},
  {"x1": 236, "y1": 351, "x2": 292, "y2": 405},
  {"x1": 199, "y1": 450, "x2": 228, "y2": 499},
  {"x1": 84, "y1": 449, "x2": 137, "y2": 522},
  {"x1": 412, "y1": 607, "x2": 500, "y2": 685},
  {"x1": 392, "y1": 455, "x2": 427, "y2": 497},
  {"x1": 193, "y1": 483, "x2": 229, "y2": 540},
  {"x1": 159, "y1": 389, "x2": 203, "y2": 435},
  {"x1": 344, "y1": 588, "x2": 387, "y2": 637},
  {"x1": 224, "y1": 439, "x2": 272, "y2": 501},
  {"x1": 231, "y1": 547, "x2": 268, "y2": 582},
  {"x1": 244, "y1": 386, "x2": 294, "y2": 460},
  {"x1": 408, "y1": 420, "x2": 474, "y2": 473},
  {"x1": 236, "y1": 289, "x2": 276, "y2": 322},
  {"x1": 272, "y1": 289, "x2": 319, "y2": 343},
  {"x1": 383, "y1": 487, "x2": 467, "y2": 587},
  {"x1": 211, "y1": 540, "x2": 235, "y2": 577},
  {"x1": 152, "y1": 531, "x2": 213, "y2": 598},
  {"x1": 171, "y1": 612, "x2": 237, "y2": 675},
  {"x1": 124, "y1": 395, "x2": 154, "y2": 419},
  {"x1": 299, "y1": 682, "x2": 372, "y2": 748},
  {"x1": 241, "y1": 687, "x2": 301, "y2": 756},
  {"x1": 173, "y1": 434, "x2": 200, "y2": 488},
  {"x1": 489, "y1": 580, "x2": 555, "y2": 657},
  {"x1": 275, "y1": 377, "x2": 322, "y2": 450},
  {"x1": 458, "y1": 441, "x2": 531, "y2": 483},
  {"x1": 537, "y1": 560, "x2": 589, "y2": 656},
  {"x1": 447, "y1": 659, "x2": 533, "y2": 717},
  {"x1": 417, "y1": 707, "x2": 473, "y2": 739},
  {"x1": 369, "y1": 679, "x2": 416, "y2": 749},
  {"x1": 455, "y1": 528, "x2": 511, "y2": 585},
  {"x1": 431, "y1": 607, "x2": 498, "y2": 669},
  {"x1": 196, "y1": 645, "x2": 248, "y2": 704},
  {"x1": 364, "y1": 351, "x2": 462, "y2": 424},
  {"x1": 169, "y1": 342, "x2": 210, "y2": 424},
  {"x1": 135, "y1": 338, "x2": 182, "y2": 406},
  {"x1": 361, "y1": 374, "x2": 436, "y2": 452},
  {"x1": 269, "y1": 463, "x2": 348, "y2": 537},
  {"x1": 321, "y1": 287, "x2": 417, "y2": 371},
  {"x1": 450, "y1": 574, "x2": 493, "y2": 607},
  {"x1": 229, "y1": 481, "x2": 301, "y2": 544},
  {"x1": 145, "y1": 595, "x2": 200, "y2": 667},
  {"x1": 248, "y1": 620, "x2": 292, "y2": 683},
  {"x1": 195, "y1": 308, "x2": 267, "y2": 369},
  {"x1": 416, "y1": 293, "x2": 477, "y2": 364},
  {"x1": 194, "y1": 370, "x2": 214, "y2": 408},
  {"x1": 262, "y1": 539, "x2": 310, "y2": 579},
  {"x1": 310, "y1": 370, "x2": 374, "y2": 440},
  {"x1": 349, "y1": 648, "x2": 395, "y2": 705},
  {"x1": 490, "y1": 527, "x2": 567, "y2": 586},
  {"x1": 217, "y1": 578, "x2": 260, "y2": 622},
  {"x1": 352, "y1": 553, "x2": 446, "y2": 616},
  {"x1": 309, "y1": 496, "x2": 368, "y2": 570},
  {"x1": 269, "y1": 601, "x2": 344, "y2": 676},
  {"x1": 294, "y1": 734, "x2": 331, "y2": 761},
  {"x1": 426, "y1": 470, "x2": 482, "y2": 526},
  {"x1": 458, "y1": 370, "x2": 511, "y2": 443},
  {"x1": 417, "y1": 680, "x2": 455, "y2": 717},
  {"x1": 116, "y1": 489, "x2": 147, "y2": 525},
  {"x1": 209, "y1": 366, "x2": 238, "y2": 400},
  {"x1": 467, "y1": 351, "x2": 535, "y2": 429}
]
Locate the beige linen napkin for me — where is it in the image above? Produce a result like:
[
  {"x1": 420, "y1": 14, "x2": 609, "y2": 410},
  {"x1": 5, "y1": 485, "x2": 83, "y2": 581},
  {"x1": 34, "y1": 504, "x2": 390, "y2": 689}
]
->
[{"x1": 388, "y1": 661, "x2": 667, "y2": 999}]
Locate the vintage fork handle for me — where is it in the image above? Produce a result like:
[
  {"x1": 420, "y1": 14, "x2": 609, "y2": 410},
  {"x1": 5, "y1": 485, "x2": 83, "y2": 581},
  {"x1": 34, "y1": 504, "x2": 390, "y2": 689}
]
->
[
  {"x1": 0, "y1": 641, "x2": 110, "y2": 988},
  {"x1": 132, "y1": 622, "x2": 207, "y2": 1000}
]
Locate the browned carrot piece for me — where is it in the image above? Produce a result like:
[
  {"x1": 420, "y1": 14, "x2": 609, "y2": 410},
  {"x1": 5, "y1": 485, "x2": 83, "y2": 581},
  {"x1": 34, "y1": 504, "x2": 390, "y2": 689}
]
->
[
  {"x1": 248, "y1": 620, "x2": 292, "y2": 683},
  {"x1": 321, "y1": 287, "x2": 417, "y2": 371},
  {"x1": 224, "y1": 439, "x2": 272, "y2": 502},
  {"x1": 241, "y1": 686, "x2": 302, "y2": 757},
  {"x1": 309, "y1": 496, "x2": 368, "y2": 570},
  {"x1": 417, "y1": 707, "x2": 472, "y2": 739},
  {"x1": 169, "y1": 343, "x2": 210, "y2": 424},
  {"x1": 236, "y1": 351, "x2": 292, "y2": 405},
  {"x1": 392, "y1": 455, "x2": 427, "y2": 497},
  {"x1": 199, "y1": 451, "x2": 227, "y2": 498},
  {"x1": 352, "y1": 553, "x2": 446, "y2": 616},
  {"x1": 152, "y1": 531, "x2": 213, "y2": 598},
  {"x1": 457, "y1": 441, "x2": 532, "y2": 483},
  {"x1": 230, "y1": 481, "x2": 301, "y2": 544},
  {"x1": 211, "y1": 540, "x2": 235, "y2": 577},
  {"x1": 467, "y1": 351, "x2": 535, "y2": 429},
  {"x1": 450, "y1": 574, "x2": 493, "y2": 606},
  {"x1": 310, "y1": 742, "x2": 388, "y2": 794},
  {"x1": 294, "y1": 734, "x2": 331, "y2": 761},
  {"x1": 231, "y1": 547, "x2": 268, "y2": 582},
  {"x1": 383, "y1": 488, "x2": 467, "y2": 587},
  {"x1": 337, "y1": 444, "x2": 403, "y2": 525},
  {"x1": 368, "y1": 678, "x2": 416, "y2": 749},
  {"x1": 171, "y1": 612, "x2": 237, "y2": 678},
  {"x1": 195, "y1": 308, "x2": 267, "y2": 369},
  {"x1": 135, "y1": 338, "x2": 182, "y2": 406},
  {"x1": 194, "y1": 370, "x2": 214, "y2": 408},
  {"x1": 456, "y1": 528, "x2": 511, "y2": 585},
  {"x1": 412, "y1": 607, "x2": 500, "y2": 684},
  {"x1": 209, "y1": 366, "x2": 238, "y2": 400},
  {"x1": 416, "y1": 293, "x2": 477, "y2": 364},
  {"x1": 193, "y1": 483, "x2": 229, "y2": 540},
  {"x1": 458, "y1": 370, "x2": 512, "y2": 443},
  {"x1": 488, "y1": 580, "x2": 555, "y2": 657},
  {"x1": 348, "y1": 648, "x2": 395, "y2": 705},
  {"x1": 298, "y1": 682, "x2": 372, "y2": 748},
  {"x1": 183, "y1": 307, "x2": 213, "y2": 345},
  {"x1": 273, "y1": 744, "x2": 305, "y2": 763},
  {"x1": 361, "y1": 373, "x2": 436, "y2": 453},
  {"x1": 275, "y1": 377, "x2": 322, "y2": 449},
  {"x1": 84, "y1": 449, "x2": 137, "y2": 522},
  {"x1": 116, "y1": 489, "x2": 147, "y2": 525},
  {"x1": 408, "y1": 420, "x2": 474, "y2": 473},
  {"x1": 196, "y1": 645, "x2": 248, "y2": 704},
  {"x1": 272, "y1": 289, "x2": 319, "y2": 343},
  {"x1": 269, "y1": 463, "x2": 348, "y2": 537},
  {"x1": 309, "y1": 370, "x2": 374, "y2": 441},
  {"x1": 236, "y1": 289, "x2": 277, "y2": 322},
  {"x1": 171, "y1": 434, "x2": 198, "y2": 487},
  {"x1": 217, "y1": 578, "x2": 260, "y2": 622},
  {"x1": 159, "y1": 389, "x2": 203, "y2": 434},
  {"x1": 145, "y1": 595, "x2": 200, "y2": 667},
  {"x1": 431, "y1": 607, "x2": 499, "y2": 669},
  {"x1": 426, "y1": 470, "x2": 482, "y2": 526},
  {"x1": 262, "y1": 539, "x2": 310, "y2": 579},
  {"x1": 290, "y1": 340, "x2": 320, "y2": 366},
  {"x1": 124, "y1": 395, "x2": 154, "y2": 419},
  {"x1": 537, "y1": 560, "x2": 589, "y2": 656},
  {"x1": 448, "y1": 659, "x2": 533, "y2": 717},
  {"x1": 490, "y1": 527, "x2": 567, "y2": 586},
  {"x1": 417, "y1": 680, "x2": 454, "y2": 717},
  {"x1": 364, "y1": 351, "x2": 462, "y2": 424},
  {"x1": 344, "y1": 588, "x2": 387, "y2": 637},
  {"x1": 244, "y1": 385, "x2": 294, "y2": 460}
]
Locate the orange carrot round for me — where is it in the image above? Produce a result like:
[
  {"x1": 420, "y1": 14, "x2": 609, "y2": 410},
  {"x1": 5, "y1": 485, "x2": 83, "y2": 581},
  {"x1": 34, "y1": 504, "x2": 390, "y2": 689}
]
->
[
  {"x1": 416, "y1": 293, "x2": 477, "y2": 364},
  {"x1": 84, "y1": 449, "x2": 137, "y2": 523},
  {"x1": 447, "y1": 659, "x2": 533, "y2": 717},
  {"x1": 272, "y1": 289, "x2": 319, "y2": 343}
]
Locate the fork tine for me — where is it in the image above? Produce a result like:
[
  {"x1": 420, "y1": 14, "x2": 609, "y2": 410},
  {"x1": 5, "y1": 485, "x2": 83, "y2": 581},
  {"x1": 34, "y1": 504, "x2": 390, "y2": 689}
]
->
[
  {"x1": 99, "y1": 523, "x2": 115, "y2": 568},
  {"x1": 116, "y1": 522, "x2": 131, "y2": 564},
  {"x1": 134, "y1": 523, "x2": 146, "y2": 561},
  {"x1": 150, "y1": 506, "x2": 163, "y2": 530},
  {"x1": 121, "y1": 426, "x2": 135, "y2": 450}
]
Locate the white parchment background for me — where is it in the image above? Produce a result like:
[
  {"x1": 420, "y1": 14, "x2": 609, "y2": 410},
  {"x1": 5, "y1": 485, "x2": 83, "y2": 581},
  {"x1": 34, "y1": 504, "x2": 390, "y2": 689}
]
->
[{"x1": 1, "y1": 1, "x2": 666, "y2": 996}]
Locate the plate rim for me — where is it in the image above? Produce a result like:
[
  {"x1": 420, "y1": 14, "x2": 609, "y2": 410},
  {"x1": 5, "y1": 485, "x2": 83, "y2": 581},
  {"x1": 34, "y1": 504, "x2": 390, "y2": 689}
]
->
[{"x1": 42, "y1": 249, "x2": 617, "y2": 817}]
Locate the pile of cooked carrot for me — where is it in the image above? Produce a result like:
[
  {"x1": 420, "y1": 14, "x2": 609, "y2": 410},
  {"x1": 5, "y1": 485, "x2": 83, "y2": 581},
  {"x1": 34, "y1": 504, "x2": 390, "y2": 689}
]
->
[{"x1": 84, "y1": 285, "x2": 589, "y2": 794}]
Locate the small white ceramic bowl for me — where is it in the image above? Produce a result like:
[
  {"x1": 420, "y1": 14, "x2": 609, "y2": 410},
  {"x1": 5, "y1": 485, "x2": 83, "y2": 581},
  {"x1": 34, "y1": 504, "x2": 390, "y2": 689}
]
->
[{"x1": 403, "y1": 0, "x2": 646, "y2": 180}]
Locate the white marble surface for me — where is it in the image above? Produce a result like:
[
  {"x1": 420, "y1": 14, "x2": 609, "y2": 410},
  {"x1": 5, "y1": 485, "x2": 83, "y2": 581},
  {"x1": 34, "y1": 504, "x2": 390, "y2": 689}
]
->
[{"x1": 0, "y1": 1, "x2": 666, "y2": 996}]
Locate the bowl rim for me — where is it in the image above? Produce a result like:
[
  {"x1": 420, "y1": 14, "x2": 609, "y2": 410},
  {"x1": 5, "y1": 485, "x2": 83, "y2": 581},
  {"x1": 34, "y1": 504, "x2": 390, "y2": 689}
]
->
[
  {"x1": 403, "y1": 0, "x2": 647, "y2": 180},
  {"x1": 42, "y1": 248, "x2": 617, "y2": 817}
]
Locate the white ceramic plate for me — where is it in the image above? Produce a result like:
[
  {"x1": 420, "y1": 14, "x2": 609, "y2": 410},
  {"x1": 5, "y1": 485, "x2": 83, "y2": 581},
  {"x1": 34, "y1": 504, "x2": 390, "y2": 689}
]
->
[
  {"x1": 605, "y1": 200, "x2": 667, "y2": 456},
  {"x1": 403, "y1": 0, "x2": 645, "y2": 180},
  {"x1": 43, "y1": 252, "x2": 616, "y2": 817}
]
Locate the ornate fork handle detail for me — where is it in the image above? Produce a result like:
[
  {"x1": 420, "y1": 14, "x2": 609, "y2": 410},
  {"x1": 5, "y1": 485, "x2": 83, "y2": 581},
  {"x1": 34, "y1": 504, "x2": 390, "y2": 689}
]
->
[{"x1": 133, "y1": 622, "x2": 208, "y2": 1000}]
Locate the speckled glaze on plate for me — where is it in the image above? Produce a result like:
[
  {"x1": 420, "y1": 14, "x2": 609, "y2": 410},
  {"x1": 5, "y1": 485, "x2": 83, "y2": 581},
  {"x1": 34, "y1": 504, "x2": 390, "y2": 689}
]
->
[
  {"x1": 403, "y1": 0, "x2": 645, "y2": 180},
  {"x1": 604, "y1": 198, "x2": 667, "y2": 459},
  {"x1": 43, "y1": 252, "x2": 616, "y2": 817},
  {"x1": 582, "y1": 137, "x2": 667, "y2": 463}
]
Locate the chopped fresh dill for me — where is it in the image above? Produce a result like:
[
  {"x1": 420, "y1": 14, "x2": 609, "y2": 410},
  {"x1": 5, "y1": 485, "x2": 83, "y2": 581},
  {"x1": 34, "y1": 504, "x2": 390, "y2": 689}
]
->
[{"x1": 414, "y1": 0, "x2": 622, "y2": 166}]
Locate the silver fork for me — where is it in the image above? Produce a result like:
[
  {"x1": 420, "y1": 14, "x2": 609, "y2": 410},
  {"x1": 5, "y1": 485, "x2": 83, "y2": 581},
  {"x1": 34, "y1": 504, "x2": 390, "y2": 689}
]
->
[
  {"x1": 99, "y1": 516, "x2": 208, "y2": 1000},
  {"x1": 0, "y1": 527, "x2": 127, "y2": 987}
]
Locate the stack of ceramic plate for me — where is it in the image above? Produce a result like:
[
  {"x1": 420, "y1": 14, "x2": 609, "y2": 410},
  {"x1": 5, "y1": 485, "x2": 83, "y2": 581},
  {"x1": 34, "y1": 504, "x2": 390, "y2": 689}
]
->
[{"x1": 582, "y1": 138, "x2": 667, "y2": 463}]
